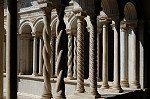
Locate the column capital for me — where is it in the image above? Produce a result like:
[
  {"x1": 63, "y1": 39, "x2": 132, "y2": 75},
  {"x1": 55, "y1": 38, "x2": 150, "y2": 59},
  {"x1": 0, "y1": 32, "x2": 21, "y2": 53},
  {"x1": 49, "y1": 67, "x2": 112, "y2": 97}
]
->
[
  {"x1": 75, "y1": 11, "x2": 87, "y2": 20},
  {"x1": 66, "y1": 28, "x2": 72, "y2": 35},
  {"x1": 121, "y1": 21, "x2": 137, "y2": 30},
  {"x1": 120, "y1": 22, "x2": 130, "y2": 32}
]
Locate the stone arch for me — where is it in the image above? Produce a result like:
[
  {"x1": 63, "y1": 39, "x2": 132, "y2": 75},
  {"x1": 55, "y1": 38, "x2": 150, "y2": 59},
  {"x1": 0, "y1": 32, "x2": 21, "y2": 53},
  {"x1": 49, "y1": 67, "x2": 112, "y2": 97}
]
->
[
  {"x1": 50, "y1": 15, "x2": 57, "y2": 36},
  {"x1": 19, "y1": 20, "x2": 33, "y2": 75},
  {"x1": 124, "y1": 2, "x2": 137, "y2": 21},
  {"x1": 101, "y1": 0, "x2": 119, "y2": 17},
  {"x1": 67, "y1": 15, "x2": 77, "y2": 35},
  {"x1": 19, "y1": 20, "x2": 33, "y2": 34},
  {"x1": 33, "y1": 18, "x2": 44, "y2": 36}
]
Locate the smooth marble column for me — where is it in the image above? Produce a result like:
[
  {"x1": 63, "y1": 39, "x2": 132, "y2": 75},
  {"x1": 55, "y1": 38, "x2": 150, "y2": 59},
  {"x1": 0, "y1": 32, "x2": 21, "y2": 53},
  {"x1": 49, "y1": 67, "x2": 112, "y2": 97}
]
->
[
  {"x1": 120, "y1": 22, "x2": 129, "y2": 87},
  {"x1": 32, "y1": 36, "x2": 38, "y2": 76},
  {"x1": 38, "y1": 37, "x2": 43, "y2": 75},
  {"x1": 0, "y1": 1, "x2": 4, "y2": 98},
  {"x1": 19, "y1": 37, "x2": 25, "y2": 75},
  {"x1": 97, "y1": 31, "x2": 101, "y2": 82},
  {"x1": 101, "y1": 22, "x2": 109, "y2": 89},
  {"x1": 112, "y1": 21, "x2": 123, "y2": 92},
  {"x1": 128, "y1": 23, "x2": 140, "y2": 89},
  {"x1": 6, "y1": 0, "x2": 18, "y2": 98},
  {"x1": 3, "y1": 40, "x2": 6, "y2": 73}
]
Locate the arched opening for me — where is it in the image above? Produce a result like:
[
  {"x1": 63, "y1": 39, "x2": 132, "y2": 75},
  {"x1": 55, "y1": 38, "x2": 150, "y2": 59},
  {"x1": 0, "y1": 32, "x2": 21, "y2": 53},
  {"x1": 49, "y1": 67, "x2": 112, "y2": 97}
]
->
[
  {"x1": 33, "y1": 19, "x2": 44, "y2": 75},
  {"x1": 19, "y1": 22, "x2": 33, "y2": 75},
  {"x1": 100, "y1": 0, "x2": 119, "y2": 81},
  {"x1": 124, "y1": 2, "x2": 137, "y2": 21}
]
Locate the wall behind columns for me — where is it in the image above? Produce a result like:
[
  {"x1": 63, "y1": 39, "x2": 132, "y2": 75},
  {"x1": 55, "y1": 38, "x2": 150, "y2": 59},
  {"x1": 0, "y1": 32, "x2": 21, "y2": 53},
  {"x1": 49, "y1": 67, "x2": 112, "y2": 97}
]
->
[{"x1": 0, "y1": 0, "x2": 4, "y2": 98}]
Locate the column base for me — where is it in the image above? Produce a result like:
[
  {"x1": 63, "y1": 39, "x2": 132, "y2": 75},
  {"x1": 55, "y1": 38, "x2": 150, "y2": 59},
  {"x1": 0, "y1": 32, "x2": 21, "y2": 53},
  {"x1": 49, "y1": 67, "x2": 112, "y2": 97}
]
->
[
  {"x1": 97, "y1": 78, "x2": 101, "y2": 82},
  {"x1": 19, "y1": 72, "x2": 24, "y2": 75},
  {"x1": 111, "y1": 85, "x2": 123, "y2": 93},
  {"x1": 55, "y1": 94, "x2": 66, "y2": 99},
  {"x1": 38, "y1": 73, "x2": 43, "y2": 76},
  {"x1": 32, "y1": 73, "x2": 38, "y2": 76},
  {"x1": 75, "y1": 88, "x2": 85, "y2": 93},
  {"x1": 42, "y1": 93, "x2": 52, "y2": 99},
  {"x1": 67, "y1": 75, "x2": 75, "y2": 80},
  {"x1": 100, "y1": 83, "x2": 109, "y2": 89},
  {"x1": 89, "y1": 90, "x2": 101, "y2": 98},
  {"x1": 130, "y1": 81, "x2": 140, "y2": 89},
  {"x1": 121, "y1": 80, "x2": 129, "y2": 87}
]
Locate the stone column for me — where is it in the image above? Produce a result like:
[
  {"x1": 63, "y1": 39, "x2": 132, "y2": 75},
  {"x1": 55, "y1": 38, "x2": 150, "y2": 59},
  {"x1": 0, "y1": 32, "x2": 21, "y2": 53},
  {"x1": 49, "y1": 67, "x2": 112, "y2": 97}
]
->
[
  {"x1": 0, "y1": 1, "x2": 4, "y2": 98},
  {"x1": 88, "y1": 15, "x2": 101, "y2": 96},
  {"x1": 32, "y1": 36, "x2": 38, "y2": 76},
  {"x1": 6, "y1": 0, "x2": 18, "y2": 98},
  {"x1": 3, "y1": 37, "x2": 6, "y2": 73},
  {"x1": 19, "y1": 37, "x2": 25, "y2": 75},
  {"x1": 73, "y1": 36, "x2": 77, "y2": 79},
  {"x1": 128, "y1": 22, "x2": 140, "y2": 89},
  {"x1": 67, "y1": 29, "x2": 74, "y2": 79},
  {"x1": 75, "y1": 13, "x2": 86, "y2": 93},
  {"x1": 111, "y1": 21, "x2": 123, "y2": 92},
  {"x1": 38, "y1": 37, "x2": 43, "y2": 75},
  {"x1": 120, "y1": 22, "x2": 129, "y2": 87},
  {"x1": 101, "y1": 21, "x2": 109, "y2": 89},
  {"x1": 41, "y1": 7, "x2": 52, "y2": 98},
  {"x1": 50, "y1": 36, "x2": 55, "y2": 77},
  {"x1": 97, "y1": 28, "x2": 102, "y2": 82}
]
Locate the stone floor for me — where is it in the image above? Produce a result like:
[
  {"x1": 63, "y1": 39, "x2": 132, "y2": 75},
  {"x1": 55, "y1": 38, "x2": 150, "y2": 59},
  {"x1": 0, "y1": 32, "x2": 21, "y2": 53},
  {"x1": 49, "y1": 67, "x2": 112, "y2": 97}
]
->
[{"x1": 3, "y1": 89, "x2": 144, "y2": 99}]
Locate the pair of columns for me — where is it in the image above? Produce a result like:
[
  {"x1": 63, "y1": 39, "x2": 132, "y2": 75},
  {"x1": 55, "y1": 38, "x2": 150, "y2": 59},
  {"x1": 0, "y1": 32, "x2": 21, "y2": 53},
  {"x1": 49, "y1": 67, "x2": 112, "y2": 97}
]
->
[
  {"x1": 66, "y1": 29, "x2": 77, "y2": 79},
  {"x1": 120, "y1": 21, "x2": 140, "y2": 89},
  {"x1": 32, "y1": 36, "x2": 43, "y2": 76},
  {"x1": 75, "y1": 12, "x2": 100, "y2": 97},
  {"x1": 99, "y1": 19, "x2": 122, "y2": 92},
  {"x1": 19, "y1": 35, "x2": 43, "y2": 75}
]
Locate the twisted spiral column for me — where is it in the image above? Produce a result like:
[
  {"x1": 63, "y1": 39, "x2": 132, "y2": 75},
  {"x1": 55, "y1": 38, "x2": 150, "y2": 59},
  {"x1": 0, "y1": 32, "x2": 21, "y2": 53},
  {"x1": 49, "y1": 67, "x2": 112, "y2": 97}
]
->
[
  {"x1": 42, "y1": 12, "x2": 52, "y2": 98},
  {"x1": 75, "y1": 16, "x2": 85, "y2": 93},
  {"x1": 50, "y1": 36, "x2": 55, "y2": 77},
  {"x1": 88, "y1": 16, "x2": 100, "y2": 97},
  {"x1": 67, "y1": 34, "x2": 73, "y2": 79},
  {"x1": 73, "y1": 36, "x2": 77, "y2": 79}
]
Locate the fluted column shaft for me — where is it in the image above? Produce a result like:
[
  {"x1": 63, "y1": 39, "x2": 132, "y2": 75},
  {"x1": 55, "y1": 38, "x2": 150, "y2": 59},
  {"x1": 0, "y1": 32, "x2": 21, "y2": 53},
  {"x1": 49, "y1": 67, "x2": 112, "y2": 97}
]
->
[
  {"x1": 128, "y1": 23, "x2": 140, "y2": 89},
  {"x1": 67, "y1": 34, "x2": 73, "y2": 79},
  {"x1": 39, "y1": 37, "x2": 43, "y2": 75},
  {"x1": 32, "y1": 36, "x2": 38, "y2": 76},
  {"x1": 112, "y1": 21, "x2": 123, "y2": 92},
  {"x1": 101, "y1": 21, "x2": 109, "y2": 89},
  {"x1": 76, "y1": 15, "x2": 85, "y2": 93},
  {"x1": 120, "y1": 22, "x2": 129, "y2": 87},
  {"x1": 73, "y1": 36, "x2": 77, "y2": 78}
]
